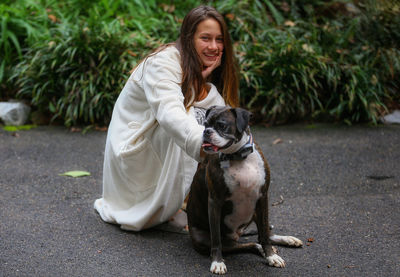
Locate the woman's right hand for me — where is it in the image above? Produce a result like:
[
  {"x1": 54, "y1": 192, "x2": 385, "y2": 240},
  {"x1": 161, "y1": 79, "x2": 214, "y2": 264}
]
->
[{"x1": 201, "y1": 51, "x2": 222, "y2": 79}]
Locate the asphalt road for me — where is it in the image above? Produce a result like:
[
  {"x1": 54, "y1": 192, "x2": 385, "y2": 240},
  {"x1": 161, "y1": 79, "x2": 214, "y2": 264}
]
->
[{"x1": 1, "y1": 124, "x2": 399, "y2": 276}]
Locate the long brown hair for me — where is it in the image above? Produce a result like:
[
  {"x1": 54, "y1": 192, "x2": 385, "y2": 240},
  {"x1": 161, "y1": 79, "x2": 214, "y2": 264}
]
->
[
  {"x1": 134, "y1": 6, "x2": 239, "y2": 108},
  {"x1": 176, "y1": 6, "x2": 239, "y2": 108}
]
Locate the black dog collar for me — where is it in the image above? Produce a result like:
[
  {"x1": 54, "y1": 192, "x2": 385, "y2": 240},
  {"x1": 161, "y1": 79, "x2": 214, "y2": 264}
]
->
[{"x1": 219, "y1": 133, "x2": 254, "y2": 168}]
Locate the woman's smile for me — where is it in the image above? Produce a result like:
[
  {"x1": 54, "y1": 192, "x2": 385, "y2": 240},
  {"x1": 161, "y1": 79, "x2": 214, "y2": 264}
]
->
[{"x1": 194, "y1": 18, "x2": 224, "y2": 68}]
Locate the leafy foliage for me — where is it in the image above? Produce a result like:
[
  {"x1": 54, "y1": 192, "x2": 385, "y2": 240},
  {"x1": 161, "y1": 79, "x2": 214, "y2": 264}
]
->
[
  {"x1": 9, "y1": 0, "x2": 195, "y2": 126},
  {"x1": 3, "y1": 0, "x2": 400, "y2": 126},
  {"x1": 217, "y1": 0, "x2": 399, "y2": 124},
  {"x1": 0, "y1": 1, "x2": 49, "y2": 85},
  {"x1": 59, "y1": 170, "x2": 91, "y2": 177},
  {"x1": 11, "y1": 19, "x2": 134, "y2": 126},
  {"x1": 2, "y1": 124, "x2": 37, "y2": 132}
]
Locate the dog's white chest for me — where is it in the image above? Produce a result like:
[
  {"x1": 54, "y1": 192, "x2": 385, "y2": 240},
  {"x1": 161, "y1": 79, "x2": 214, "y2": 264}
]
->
[{"x1": 223, "y1": 151, "x2": 265, "y2": 239}]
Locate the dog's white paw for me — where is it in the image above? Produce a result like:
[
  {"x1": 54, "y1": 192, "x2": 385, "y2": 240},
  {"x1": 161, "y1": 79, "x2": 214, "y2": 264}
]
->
[
  {"x1": 286, "y1": 236, "x2": 303, "y2": 247},
  {"x1": 255, "y1": 243, "x2": 266, "y2": 258},
  {"x1": 266, "y1": 254, "x2": 286, "y2": 268},
  {"x1": 210, "y1": 261, "x2": 227, "y2": 275},
  {"x1": 270, "y1": 235, "x2": 303, "y2": 247}
]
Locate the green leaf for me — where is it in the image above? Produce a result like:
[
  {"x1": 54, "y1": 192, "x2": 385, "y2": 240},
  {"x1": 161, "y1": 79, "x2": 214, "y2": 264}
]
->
[
  {"x1": 59, "y1": 171, "x2": 91, "y2": 177},
  {"x1": 0, "y1": 60, "x2": 5, "y2": 82},
  {"x1": 263, "y1": 0, "x2": 284, "y2": 25},
  {"x1": 2, "y1": 125, "x2": 37, "y2": 131}
]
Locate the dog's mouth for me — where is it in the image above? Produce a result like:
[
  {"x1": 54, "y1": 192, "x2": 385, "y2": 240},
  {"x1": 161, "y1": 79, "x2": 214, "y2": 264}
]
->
[
  {"x1": 202, "y1": 138, "x2": 234, "y2": 153},
  {"x1": 202, "y1": 142, "x2": 220, "y2": 152}
]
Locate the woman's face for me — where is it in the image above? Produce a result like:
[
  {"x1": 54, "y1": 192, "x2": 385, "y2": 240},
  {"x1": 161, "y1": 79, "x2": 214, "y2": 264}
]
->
[{"x1": 193, "y1": 18, "x2": 224, "y2": 68}]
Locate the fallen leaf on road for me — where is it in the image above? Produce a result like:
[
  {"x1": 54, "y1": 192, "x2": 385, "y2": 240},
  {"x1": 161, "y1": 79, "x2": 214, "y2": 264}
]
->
[
  {"x1": 3, "y1": 125, "x2": 37, "y2": 132},
  {"x1": 70, "y1": 127, "x2": 82, "y2": 132},
  {"x1": 95, "y1": 126, "x2": 108, "y2": 132},
  {"x1": 272, "y1": 138, "x2": 283, "y2": 145},
  {"x1": 59, "y1": 171, "x2": 91, "y2": 178},
  {"x1": 307, "y1": 238, "x2": 314, "y2": 242},
  {"x1": 272, "y1": 195, "x2": 284, "y2": 206}
]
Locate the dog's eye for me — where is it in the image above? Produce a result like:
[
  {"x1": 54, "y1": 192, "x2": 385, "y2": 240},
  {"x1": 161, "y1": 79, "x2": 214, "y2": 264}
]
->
[{"x1": 217, "y1": 122, "x2": 228, "y2": 130}]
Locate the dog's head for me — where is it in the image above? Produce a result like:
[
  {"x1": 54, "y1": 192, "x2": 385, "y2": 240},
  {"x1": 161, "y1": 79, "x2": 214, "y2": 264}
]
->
[{"x1": 202, "y1": 106, "x2": 251, "y2": 154}]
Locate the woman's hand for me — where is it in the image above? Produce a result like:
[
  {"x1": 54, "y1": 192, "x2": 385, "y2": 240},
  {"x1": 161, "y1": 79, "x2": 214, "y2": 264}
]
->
[{"x1": 202, "y1": 51, "x2": 222, "y2": 79}]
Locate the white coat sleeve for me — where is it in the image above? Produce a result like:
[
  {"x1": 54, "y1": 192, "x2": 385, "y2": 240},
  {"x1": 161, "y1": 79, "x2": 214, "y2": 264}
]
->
[{"x1": 141, "y1": 51, "x2": 204, "y2": 162}]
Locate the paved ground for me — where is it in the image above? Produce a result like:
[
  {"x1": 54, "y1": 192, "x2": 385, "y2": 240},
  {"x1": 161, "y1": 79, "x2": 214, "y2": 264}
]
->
[{"x1": 0, "y1": 124, "x2": 399, "y2": 276}]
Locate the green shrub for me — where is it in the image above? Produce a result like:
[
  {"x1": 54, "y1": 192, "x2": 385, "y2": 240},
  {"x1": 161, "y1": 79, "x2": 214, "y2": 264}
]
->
[
  {"x1": 11, "y1": 18, "x2": 137, "y2": 126},
  {"x1": 354, "y1": 2, "x2": 400, "y2": 109},
  {"x1": 5, "y1": 0, "x2": 400, "y2": 126},
  {"x1": 8, "y1": 0, "x2": 203, "y2": 126},
  {"x1": 217, "y1": 0, "x2": 398, "y2": 124},
  {"x1": 0, "y1": 1, "x2": 49, "y2": 88},
  {"x1": 237, "y1": 28, "x2": 326, "y2": 123}
]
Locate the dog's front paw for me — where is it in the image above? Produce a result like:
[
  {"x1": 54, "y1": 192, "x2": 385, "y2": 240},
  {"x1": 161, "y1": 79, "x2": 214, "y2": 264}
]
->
[
  {"x1": 210, "y1": 261, "x2": 227, "y2": 275},
  {"x1": 270, "y1": 235, "x2": 303, "y2": 247},
  {"x1": 287, "y1": 236, "x2": 303, "y2": 247},
  {"x1": 266, "y1": 254, "x2": 286, "y2": 268}
]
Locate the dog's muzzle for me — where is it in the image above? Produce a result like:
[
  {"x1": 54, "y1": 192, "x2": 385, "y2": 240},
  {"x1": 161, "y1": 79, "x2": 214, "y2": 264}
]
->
[{"x1": 202, "y1": 128, "x2": 235, "y2": 153}]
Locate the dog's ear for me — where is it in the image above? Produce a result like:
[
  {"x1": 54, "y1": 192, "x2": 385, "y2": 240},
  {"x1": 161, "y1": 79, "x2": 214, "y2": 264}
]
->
[
  {"x1": 231, "y1": 108, "x2": 251, "y2": 133},
  {"x1": 205, "y1": 105, "x2": 218, "y2": 120}
]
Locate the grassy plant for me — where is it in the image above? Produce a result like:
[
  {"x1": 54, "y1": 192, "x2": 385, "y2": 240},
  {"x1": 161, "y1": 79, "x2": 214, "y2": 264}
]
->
[
  {"x1": 0, "y1": 1, "x2": 49, "y2": 87},
  {"x1": 237, "y1": 28, "x2": 327, "y2": 123},
  {"x1": 6, "y1": 0, "x2": 400, "y2": 126},
  {"x1": 215, "y1": 0, "x2": 398, "y2": 124},
  {"x1": 11, "y1": 17, "x2": 136, "y2": 126},
  {"x1": 9, "y1": 0, "x2": 202, "y2": 126}
]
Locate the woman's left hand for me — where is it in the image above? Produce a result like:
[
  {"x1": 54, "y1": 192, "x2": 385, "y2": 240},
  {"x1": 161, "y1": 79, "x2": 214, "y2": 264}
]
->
[{"x1": 202, "y1": 51, "x2": 222, "y2": 79}]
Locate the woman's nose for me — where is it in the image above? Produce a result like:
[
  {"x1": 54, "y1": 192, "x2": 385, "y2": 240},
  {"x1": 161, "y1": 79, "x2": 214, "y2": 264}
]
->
[{"x1": 208, "y1": 39, "x2": 218, "y2": 50}]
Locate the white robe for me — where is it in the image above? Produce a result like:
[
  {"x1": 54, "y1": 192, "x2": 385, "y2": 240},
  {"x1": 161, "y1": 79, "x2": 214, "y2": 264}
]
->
[{"x1": 94, "y1": 46, "x2": 225, "y2": 231}]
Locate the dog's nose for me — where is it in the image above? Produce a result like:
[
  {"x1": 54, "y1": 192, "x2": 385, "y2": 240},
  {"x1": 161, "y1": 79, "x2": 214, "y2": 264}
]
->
[{"x1": 204, "y1": 128, "x2": 212, "y2": 137}]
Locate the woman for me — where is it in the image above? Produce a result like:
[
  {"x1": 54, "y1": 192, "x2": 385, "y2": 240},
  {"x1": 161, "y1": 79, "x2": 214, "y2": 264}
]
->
[{"x1": 94, "y1": 6, "x2": 239, "y2": 231}]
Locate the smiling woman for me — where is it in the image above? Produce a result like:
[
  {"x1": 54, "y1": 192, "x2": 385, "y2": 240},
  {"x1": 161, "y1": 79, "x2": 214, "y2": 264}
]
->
[
  {"x1": 177, "y1": 5, "x2": 238, "y2": 108},
  {"x1": 94, "y1": 5, "x2": 240, "y2": 231},
  {"x1": 194, "y1": 18, "x2": 224, "y2": 72}
]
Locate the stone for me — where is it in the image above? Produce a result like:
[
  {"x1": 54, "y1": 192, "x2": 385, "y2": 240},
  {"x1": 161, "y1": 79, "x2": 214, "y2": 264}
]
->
[
  {"x1": 0, "y1": 101, "x2": 31, "y2": 126},
  {"x1": 381, "y1": 110, "x2": 400, "y2": 125}
]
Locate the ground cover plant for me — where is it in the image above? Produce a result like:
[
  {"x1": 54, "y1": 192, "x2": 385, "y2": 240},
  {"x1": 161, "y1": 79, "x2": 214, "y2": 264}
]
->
[{"x1": 2, "y1": 0, "x2": 399, "y2": 126}]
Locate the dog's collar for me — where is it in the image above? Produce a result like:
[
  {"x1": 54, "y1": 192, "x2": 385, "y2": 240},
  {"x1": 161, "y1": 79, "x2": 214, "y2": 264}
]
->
[{"x1": 219, "y1": 131, "x2": 254, "y2": 168}]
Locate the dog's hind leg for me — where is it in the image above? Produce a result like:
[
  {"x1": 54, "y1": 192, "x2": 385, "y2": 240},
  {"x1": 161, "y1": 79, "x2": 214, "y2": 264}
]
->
[
  {"x1": 221, "y1": 238, "x2": 266, "y2": 257},
  {"x1": 242, "y1": 222, "x2": 275, "y2": 236},
  {"x1": 254, "y1": 194, "x2": 286, "y2": 268},
  {"x1": 269, "y1": 234, "x2": 303, "y2": 247}
]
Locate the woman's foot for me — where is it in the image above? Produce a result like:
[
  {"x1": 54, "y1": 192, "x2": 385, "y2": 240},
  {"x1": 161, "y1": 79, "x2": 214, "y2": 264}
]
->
[{"x1": 168, "y1": 209, "x2": 188, "y2": 231}]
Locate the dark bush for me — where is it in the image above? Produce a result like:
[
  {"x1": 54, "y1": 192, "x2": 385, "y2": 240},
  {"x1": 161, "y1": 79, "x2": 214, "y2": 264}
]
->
[{"x1": 3, "y1": 0, "x2": 400, "y2": 126}]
